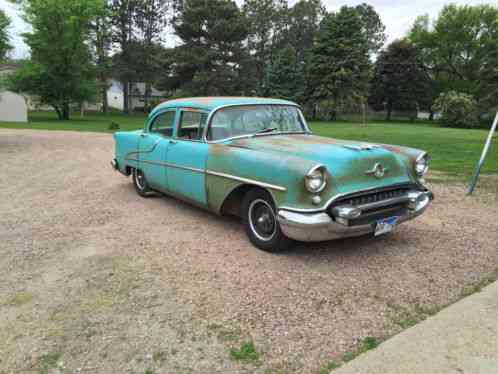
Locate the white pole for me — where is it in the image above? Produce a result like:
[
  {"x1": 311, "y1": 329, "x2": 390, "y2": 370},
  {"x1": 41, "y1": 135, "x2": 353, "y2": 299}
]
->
[{"x1": 467, "y1": 112, "x2": 498, "y2": 195}]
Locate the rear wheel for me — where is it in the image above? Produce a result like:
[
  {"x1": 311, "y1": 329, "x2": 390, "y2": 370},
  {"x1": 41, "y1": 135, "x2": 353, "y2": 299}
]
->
[
  {"x1": 242, "y1": 188, "x2": 292, "y2": 252},
  {"x1": 132, "y1": 168, "x2": 152, "y2": 197}
]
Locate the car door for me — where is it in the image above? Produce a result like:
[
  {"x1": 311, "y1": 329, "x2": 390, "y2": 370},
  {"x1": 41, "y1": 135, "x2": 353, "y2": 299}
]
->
[
  {"x1": 166, "y1": 109, "x2": 209, "y2": 206},
  {"x1": 138, "y1": 109, "x2": 177, "y2": 191}
]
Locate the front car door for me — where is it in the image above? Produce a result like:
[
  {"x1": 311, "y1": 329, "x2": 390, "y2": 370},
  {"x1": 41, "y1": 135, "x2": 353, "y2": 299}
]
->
[
  {"x1": 166, "y1": 109, "x2": 209, "y2": 206},
  {"x1": 138, "y1": 109, "x2": 177, "y2": 191}
]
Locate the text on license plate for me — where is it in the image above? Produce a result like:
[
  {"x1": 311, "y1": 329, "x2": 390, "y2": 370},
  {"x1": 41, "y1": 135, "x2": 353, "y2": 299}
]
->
[{"x1": 375, "y1": 216, "x2": 399, "y2": 236}]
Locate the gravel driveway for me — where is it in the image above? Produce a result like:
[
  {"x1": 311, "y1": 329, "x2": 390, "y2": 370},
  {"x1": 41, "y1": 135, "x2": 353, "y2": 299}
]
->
[{"x1": 1, "y1": 129, "x2": 498, "y2": 373}]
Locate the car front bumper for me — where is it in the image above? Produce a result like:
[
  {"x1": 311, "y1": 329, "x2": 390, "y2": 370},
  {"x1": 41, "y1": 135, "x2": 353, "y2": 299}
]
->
[{"x1": 277, "y1": 189, "x2": 433, "y2": 242}]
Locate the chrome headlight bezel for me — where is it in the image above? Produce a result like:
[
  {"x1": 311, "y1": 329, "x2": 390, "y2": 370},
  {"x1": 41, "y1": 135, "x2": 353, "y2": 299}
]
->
[
  {"x1": 415, "y1": 153, "x2": 430, "y2": 178},
  {"x1": 305, "y1": 165, "x2": 327, "y2": 193}
]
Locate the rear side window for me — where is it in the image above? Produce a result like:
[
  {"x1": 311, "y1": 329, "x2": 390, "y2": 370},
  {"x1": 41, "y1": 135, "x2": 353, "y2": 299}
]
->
[
  {"x1": 150, "y1": 111, "x2": 175, "y2": 137},
  {"x1": 177, "y1": 111, "x2": 208, "y2": 140}
]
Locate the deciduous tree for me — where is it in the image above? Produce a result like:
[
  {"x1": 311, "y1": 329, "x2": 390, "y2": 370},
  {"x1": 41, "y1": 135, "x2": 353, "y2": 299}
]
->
[
  {"x1": 0, "y1": 9, "x2": 12, "y2": 61},
  {"x1": 8, "y1": 0, "x2": 102, "y2": 120},
  {"x1": 369, "y1": 39, "x2": 431, "y2": 120},
  {"x1": 409, "y1": 4, "x2": 498, "y2": 115}
]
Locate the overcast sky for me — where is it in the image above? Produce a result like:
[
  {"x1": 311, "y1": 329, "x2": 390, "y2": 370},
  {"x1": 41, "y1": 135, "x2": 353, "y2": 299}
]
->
[{"x1": 1, "y1": 0, "x2": 496, "y2": 59}]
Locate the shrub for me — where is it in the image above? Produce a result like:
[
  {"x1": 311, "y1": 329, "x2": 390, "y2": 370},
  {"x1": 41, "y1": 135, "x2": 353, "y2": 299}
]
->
[
  {"x1": 432, "y1": 91, "x2": 479, "y2": 128},
  {"x1": 108, "y1": 122, "x2": 120, "y2": 130}
]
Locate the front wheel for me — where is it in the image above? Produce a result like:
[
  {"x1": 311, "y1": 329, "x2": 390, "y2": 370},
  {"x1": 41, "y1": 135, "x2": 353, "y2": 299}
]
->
[
  {"x1": 132, "y1": 168, "x2": 152, "y2": 197},
  {"x1": 242, "y1": 189, "x2": 293, "y2": 252}
]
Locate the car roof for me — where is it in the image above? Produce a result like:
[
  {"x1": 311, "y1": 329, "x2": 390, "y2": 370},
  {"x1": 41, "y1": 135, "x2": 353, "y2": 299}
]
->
[{"x1": 149, "y1": 97, "x2": 298, "y2": 117}]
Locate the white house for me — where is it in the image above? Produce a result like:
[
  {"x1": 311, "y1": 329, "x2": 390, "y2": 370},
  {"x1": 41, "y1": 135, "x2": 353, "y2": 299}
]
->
[{"x1": 107, "y1": 80, "x2": 169, "y2": 111}]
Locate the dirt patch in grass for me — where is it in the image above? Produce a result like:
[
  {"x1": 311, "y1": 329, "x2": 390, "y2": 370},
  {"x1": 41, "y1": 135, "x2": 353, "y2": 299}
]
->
[{"x1": 1, "y1": 129, "x2": 498, "y2": 373}]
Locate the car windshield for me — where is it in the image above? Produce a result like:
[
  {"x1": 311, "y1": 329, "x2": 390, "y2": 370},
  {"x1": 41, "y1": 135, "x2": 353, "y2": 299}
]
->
[{"x1": 207, "y1": 105, "x2": 307, "y2": 141}]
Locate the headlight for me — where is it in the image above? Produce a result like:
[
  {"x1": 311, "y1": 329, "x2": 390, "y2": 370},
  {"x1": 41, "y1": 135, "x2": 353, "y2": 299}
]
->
[
  {"x1": 415, "y1": 153, "x2": 430, "y2": 177},
  {"x1": 305, "y1": 165, "x2": 327, "y2": 193}
]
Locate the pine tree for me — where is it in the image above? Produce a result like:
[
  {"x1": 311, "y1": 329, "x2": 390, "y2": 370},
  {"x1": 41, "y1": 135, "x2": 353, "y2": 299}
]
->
[
  {"x1": 165, "y1": 0, "x2": 249, "y2": 96},
  {"x1": 308, "y1": 6, "x2": 372, "y2": 119},
  {"x1": 267, "y1": 45, "x2": 305, "y2": 103}
]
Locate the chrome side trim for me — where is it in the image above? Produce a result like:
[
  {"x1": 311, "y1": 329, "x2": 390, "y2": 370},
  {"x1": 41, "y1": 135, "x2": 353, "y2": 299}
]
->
[
  {"x1": 124, "y1": 157, "x2": 284, "y2": 191},
  {"x1": 205, "y1": 170, "x2": 287, "y2": 192},
  {"x1": 124, "y1": 158, "x2": 205, "y2": 174},
  {"x1": 124, "y1": 139, "x2": 161, "y2": 159},
  {"x1": 280, "y1": 182, "x2": 418, "y2": 213}
]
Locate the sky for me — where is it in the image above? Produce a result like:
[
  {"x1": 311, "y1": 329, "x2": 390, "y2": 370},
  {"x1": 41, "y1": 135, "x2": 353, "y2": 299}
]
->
[{"x1": 1, "y1": 0, "x2": 496, "y2": 59}]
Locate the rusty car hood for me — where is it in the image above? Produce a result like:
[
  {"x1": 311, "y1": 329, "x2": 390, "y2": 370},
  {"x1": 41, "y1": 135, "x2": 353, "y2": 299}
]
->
[{"x1": 228, "y1": 134, "x2": 417, "y2": 192}]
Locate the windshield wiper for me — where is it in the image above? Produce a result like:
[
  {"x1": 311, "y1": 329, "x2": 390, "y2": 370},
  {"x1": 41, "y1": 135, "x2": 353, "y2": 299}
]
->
[{"x1": 254, "y1": 127, "x2": 278, "y2": 135}]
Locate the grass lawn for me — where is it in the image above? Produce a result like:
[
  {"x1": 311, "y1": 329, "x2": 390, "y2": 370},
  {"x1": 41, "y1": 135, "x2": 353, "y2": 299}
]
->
[{"x1": 1, "y1": 110, "x2": 496, "y2": 177}]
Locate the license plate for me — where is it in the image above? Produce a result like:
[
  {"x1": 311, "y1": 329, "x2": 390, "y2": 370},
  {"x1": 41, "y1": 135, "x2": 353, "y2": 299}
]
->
[{"x1": 375, "y1": 216, "x2": 398, "y2": 236}]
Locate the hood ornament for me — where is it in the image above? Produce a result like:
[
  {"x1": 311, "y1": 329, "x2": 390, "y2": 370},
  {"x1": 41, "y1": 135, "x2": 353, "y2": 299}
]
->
[
  {"x1": 366, "y1": 163, "x2": 388, "y2": 178},
  {"x1": 343, "y1": 144, "x2": 381, "y2": 151}
]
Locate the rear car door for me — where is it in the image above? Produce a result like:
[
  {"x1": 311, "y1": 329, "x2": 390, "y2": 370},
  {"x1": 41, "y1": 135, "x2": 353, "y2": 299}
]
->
[
  {"x1": 138, "y1": 109, "x2": 176, "y2": 191},
  {"x1": 166, "y1": 109, "x2": 209, "y2": 206}
]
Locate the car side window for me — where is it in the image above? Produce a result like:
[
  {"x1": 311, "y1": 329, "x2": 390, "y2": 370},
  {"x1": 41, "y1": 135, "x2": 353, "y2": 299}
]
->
[
  {"x1": 149, "y1": 111, "x2": 175, "y2": 137},
  {"x1": 177, "y1": 111, "x2": 208, "y2": 140}
]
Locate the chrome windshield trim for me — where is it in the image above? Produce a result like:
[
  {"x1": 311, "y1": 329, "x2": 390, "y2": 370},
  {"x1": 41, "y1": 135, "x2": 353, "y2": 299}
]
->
[
  {"x1": 280, "y1": 182, "x2": 418, "y2": 213},
  {"x1": 203, "y1": 103, "x2": 310, "y2": 143},
  {"x1": 205, "y1": 170, "x2": 287, "y2": 192},
  {"x1": 206, "y1": 131, "x2": 311, "y2": 144}
]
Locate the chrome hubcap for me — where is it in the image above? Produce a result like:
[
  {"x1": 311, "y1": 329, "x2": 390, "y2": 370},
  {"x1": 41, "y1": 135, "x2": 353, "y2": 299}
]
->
[
  {"x1": 249, "y1": 199, "x2": 276, "y2": 241},
  {"x1": 135, "y1": 170, "x2": 146, "y2": 190}
]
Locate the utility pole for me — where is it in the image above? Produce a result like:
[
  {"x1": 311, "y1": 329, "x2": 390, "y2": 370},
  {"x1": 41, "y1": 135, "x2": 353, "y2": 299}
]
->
[{"x1": 467, "y1": 112, "x2": 498, "y2": 195}]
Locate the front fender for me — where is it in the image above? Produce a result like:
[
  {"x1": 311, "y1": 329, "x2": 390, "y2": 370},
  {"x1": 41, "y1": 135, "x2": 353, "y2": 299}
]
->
[{"x1": 205, "y1": 144, "x2": 321, "y2": 213}]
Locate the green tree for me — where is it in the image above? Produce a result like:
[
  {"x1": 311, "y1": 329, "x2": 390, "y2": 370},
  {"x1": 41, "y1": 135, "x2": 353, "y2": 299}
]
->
[
  {"x1": 134, "y1": 0, "x2": 170, "y2": 111},
  {"x1": 110, "y1": 0, "x2": 138, "y2": 113},
  {"x1": 284, "y1": 0, "x2": 324, "y2": 112},
  {"x1": 308, "y1": 6, "x2": 373, "y2": 119},
  {"x1": 285, "y1": 0, "x2": 325, "y2": 65},
  {"x1": 8, "y1": 0, "x2": 102, "y2": 120},
  {"x1": 91, "y1": 3, "x2": 113, "y2": 113},
  {"x1": 267, "y1": 44, "x2": 305, "y2": 103},
  {"x1": 0, "y1": 9, "x2": 12, "y2": 61},
  {"x1": 354, "y1": 3, "x2": 386, "y2": 55},
  {"x1": 408, "y1": 4, "x2": 498, "y2": 115},
  {"x1": 369, "y1": 39, "x2": 431, "y2": 120},
  {"x1": 165, "y1": 0, "x2": 249, "y2": 96},
  {"x1": 242, "y1": 0, "x2": 288, "y2": 95}
]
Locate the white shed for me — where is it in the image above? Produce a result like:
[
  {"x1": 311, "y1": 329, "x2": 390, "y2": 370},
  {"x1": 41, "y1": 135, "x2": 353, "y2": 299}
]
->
[{"x1": 0, "y1": 91, "x2": 28, "y2": 122}]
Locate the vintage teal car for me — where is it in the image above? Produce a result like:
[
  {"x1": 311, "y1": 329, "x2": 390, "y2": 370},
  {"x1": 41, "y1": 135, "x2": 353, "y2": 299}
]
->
[{"x1": 112, "y1": 97, "x2": 433, "y2": 252}]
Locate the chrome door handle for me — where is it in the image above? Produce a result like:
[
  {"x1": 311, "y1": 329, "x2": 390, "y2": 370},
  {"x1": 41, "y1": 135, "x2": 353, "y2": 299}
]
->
[
  {"x1": 169, "y1": 140, "x2": 178, "y2": 145},
  {"x1": 140, "y1": 133, "x2": 148, "y2": 138}
]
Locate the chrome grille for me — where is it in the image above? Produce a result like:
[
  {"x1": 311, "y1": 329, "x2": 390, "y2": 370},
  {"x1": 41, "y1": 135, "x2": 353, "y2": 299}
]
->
[
  {"x1": 328, "y1": 185, "x2": 414, "y2": 226},
  {"x1": 335, "y1": 187, "x2": 410, "y2": 207}
]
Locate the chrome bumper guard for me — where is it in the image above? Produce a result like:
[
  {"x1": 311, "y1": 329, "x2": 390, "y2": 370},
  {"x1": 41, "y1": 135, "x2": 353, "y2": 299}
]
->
[
  {"x1": 111, "y1": 158, "x2": 118, "y2": 170},
  {"x1": 277, "y1": 190, "x2": 433, "y2": 242}
]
